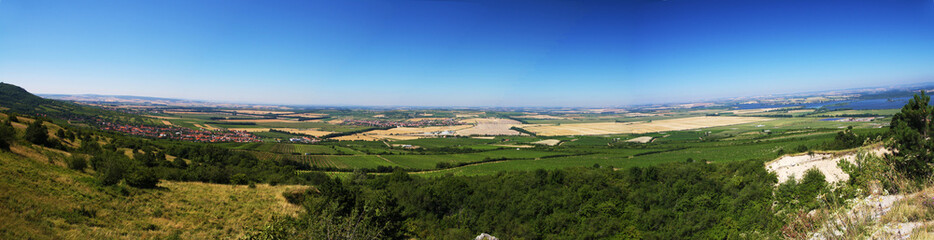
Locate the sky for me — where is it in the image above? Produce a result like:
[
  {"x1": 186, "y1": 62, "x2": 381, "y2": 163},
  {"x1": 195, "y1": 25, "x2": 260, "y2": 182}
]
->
[{"x1": 1, "y1": 0, "x2": 933, "y2": 107}]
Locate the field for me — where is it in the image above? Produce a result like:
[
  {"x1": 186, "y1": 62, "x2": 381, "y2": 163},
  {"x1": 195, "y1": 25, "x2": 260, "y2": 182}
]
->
[
  {"x1": 456, "y1": 118, "x2": 523, "y2": 135},
  {"x1": 521, "y1": 116, "x2": 770, "y2": 136},
  {"x1": 336, "y1": 125, "x2": 474, "y2": 141},
  {"x1": 133, "y1": 106, "x2": 896, "y2": 177}
]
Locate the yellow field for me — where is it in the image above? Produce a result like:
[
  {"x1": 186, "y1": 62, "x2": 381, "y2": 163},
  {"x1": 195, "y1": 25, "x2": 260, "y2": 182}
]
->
[
  {"x1": 457, "y1": 118, "x2": 522, "y2": 135},
  {"x1": 335, "y1": 125, "x2": 473, "y2": 141},
  {"x1": 192, "y1": 124, "x2": 219, "y2": 131},
  {"x1": 224, "y1": 128, "x2": 333, "y2": 137},
  {"x1": 281, "y1": 113, "x2": 328, "y2": 118},
  {"x1": 161, "y1": 120, "x2": 173, "y2": 126},
  {"x1": 144, "y1": 115, "x2": 181, "y2": 119},
  {"x1": 163, "y1": 111, "x2": 219, "y2": 115},
  {"x1": 222, "y1": 110, "x2": 294, "y2": 115},
  {"x1": 219, "y1": 118, "x2": 321, "y2": 123},
  {"x1": 522, "y1": 116, "x2": 770, "y2": 136},
  {"x1": 276, "y1": 128, "x2": 334, "y2": 137},
  {"x1": 514, "y1": 114, "x2": 565, "y2": 119}
]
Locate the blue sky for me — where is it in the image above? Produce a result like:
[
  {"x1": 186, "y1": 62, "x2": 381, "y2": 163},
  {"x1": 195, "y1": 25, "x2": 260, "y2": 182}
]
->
[{"x1": 1, "y1": 0, "x2": 933, "y2": 107}]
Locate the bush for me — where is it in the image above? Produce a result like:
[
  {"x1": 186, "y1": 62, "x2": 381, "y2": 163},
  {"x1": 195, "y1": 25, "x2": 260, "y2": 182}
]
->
[
  {"x1": 125, "y1": 167, "x2": 159, "y2": 189},
  {"x1": 0, "y1": 120, "x2": 14, "y2": 151},
  {"x1": 67, "y1": 155, "x2": 87, "y2": 172},
  {"x1": 24, "y1": 119, "x2": 49, "y2": 146},
  {"x1": 231, "y1": 173, "x2": 249, "y2": 185},
  {"x1": 96, "y1": 155, "x2": 129, "y2": 186}
]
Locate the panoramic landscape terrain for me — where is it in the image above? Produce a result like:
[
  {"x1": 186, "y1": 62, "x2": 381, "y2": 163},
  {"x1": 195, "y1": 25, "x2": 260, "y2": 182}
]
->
[{"x1": 3, "y1": 0, "x2": 934, "y2": 239}]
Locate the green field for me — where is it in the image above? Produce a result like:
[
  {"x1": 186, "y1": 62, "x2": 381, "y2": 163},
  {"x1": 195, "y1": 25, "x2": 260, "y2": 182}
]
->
[{"x1": 226, "y1": 116, "x2": 889, "y2": 176}]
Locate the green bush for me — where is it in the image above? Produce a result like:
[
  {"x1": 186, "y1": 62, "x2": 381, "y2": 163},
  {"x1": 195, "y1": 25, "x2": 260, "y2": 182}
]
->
[
  {"x1": 24, "y1": 119, "x2": 49, "y2": 146},
  {"x1": 125, "y1": 167, "x2": 159, "y2": 189},
  {"x1": 95, "y1": 155, "x2": 129, "y2": 186},
  {"x1": 231, "y1": 173, "x2": 249, "y2": 185},
  {"x1": 67, "y1": 155, "x2": 87, "y2": 172},
  {"x1": 0, "y1": 120, "x2": 14, "y2": 151}
]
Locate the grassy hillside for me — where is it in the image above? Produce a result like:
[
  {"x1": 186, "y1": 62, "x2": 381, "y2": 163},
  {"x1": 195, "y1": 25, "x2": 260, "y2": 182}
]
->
[
  {"x1": 0, "y1": 110, "x2": 307, "y2": 239},
  {"x1": 0, "y1": 146, "x2": 305, "y2": 239}
]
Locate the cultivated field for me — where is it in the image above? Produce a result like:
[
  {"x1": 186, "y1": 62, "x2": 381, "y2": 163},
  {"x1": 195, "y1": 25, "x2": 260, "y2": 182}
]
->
[
  {"x1": 222, "y1": 110, "x2": 294, "y2": 115},
  {"x1": 522, "y1": 116, "x2": 770, "y2": 136},
  {"x1": 457, "y1": 118, "x2": 523, "y2": 136},
  {"x1": 336, "y1": 125, "x2": 474, "y2": 141},
  {"x1": 281, "y1": 113, "x2": 328, "y2": 118},
  {"x1": 219, "y1": 119, "x2": 322, "y2": 123},
  {"x1": 275, "y1": 128, "x2": 334, "y2": 137}
]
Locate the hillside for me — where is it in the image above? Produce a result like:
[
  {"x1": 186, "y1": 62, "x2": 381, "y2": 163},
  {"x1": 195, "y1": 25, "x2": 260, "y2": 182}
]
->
[
  {"x1": 0, "y1": 113, "x2": 306, "y2": 239},
  {"x1": 0, "y1": 82, "x2": 55, "y2": 114}
]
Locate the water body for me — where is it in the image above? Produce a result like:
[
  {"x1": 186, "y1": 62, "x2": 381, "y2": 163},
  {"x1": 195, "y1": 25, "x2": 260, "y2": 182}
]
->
[{"x1": 734, "y1": 97, "x2": 918, "y2": 110}]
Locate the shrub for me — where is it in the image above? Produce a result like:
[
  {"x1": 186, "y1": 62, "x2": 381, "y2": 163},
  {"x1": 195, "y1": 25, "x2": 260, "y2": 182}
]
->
[
  {"x1": 67, "y1": 155, "x2": 87, "y2": 171},
  {"x1": 97, "y1": 156, "x2": 129, "y2": 186},
  {"x1": 231, "y1": 173, "x2": 249, "y2": 185},
  {"x1": 0, "y1": 120, "x2": 14, "y2": 151},
  {"x1": 125, "y1": 167, "x2": 159, "y2": 189},
  {"x1": 24, "y1": 119, "x2": 50, "y2": 146}
]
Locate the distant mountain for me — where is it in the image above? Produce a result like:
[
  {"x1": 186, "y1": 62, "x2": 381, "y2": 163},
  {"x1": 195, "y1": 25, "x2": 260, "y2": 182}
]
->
[{"x1": 40, "y1": 93, "x2": 287, "y2": 109}]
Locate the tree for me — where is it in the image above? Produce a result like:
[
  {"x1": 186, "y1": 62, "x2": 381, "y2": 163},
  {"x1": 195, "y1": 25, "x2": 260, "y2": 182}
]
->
[
  {"x1": 0, "y1": 120, "x2": 14, "y2": 151},
  {"x1": 25, "y1": 119, "x2": 50, "y2": 146},
  {"x1": 889, "y1": 91, "x2": 934, "y2": 179}
]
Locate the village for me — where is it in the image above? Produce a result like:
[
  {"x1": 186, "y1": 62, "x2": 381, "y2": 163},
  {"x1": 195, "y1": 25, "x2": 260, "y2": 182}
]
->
[{"x1": 98, "y1": 121, "x2": 261, "y2": 143}]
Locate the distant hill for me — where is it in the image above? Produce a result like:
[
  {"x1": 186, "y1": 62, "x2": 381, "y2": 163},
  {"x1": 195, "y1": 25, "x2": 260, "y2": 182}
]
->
[
  {"x1": 0, "y1": 82, "x2": 56, "y2": 114},
  {"x1": 0, "y1": 83, "x2": 146, "y2": 124},
  {"x1": 40, "y1": 93, "x2": 286, "y2": 109}
]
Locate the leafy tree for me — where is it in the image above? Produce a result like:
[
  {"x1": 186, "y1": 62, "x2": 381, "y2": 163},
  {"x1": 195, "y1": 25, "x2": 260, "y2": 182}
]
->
[
  {"x1": 0, "y1": 120, "x2": 14, "y2": 151},
  {"x1": 24, "y1": 119, "x2": 49, "y2": 146},
  {"x1": 889, "y1": 91, "x2": 934, "y2": 179}
]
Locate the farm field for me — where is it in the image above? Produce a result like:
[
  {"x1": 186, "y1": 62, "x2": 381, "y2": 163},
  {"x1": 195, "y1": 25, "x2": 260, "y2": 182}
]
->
[
  {"x1": 521, "y1": 116, "x2": 771, "y2": 136},
  {"x1": 456, "y1": 118, "x2": 523, "y2": 135}
]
